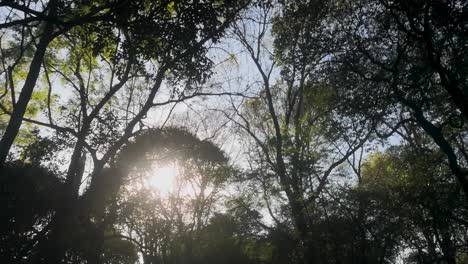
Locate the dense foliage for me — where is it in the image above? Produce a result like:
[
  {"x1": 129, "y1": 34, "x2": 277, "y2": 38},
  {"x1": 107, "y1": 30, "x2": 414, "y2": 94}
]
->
[{"x1": 1, "y1": 0, "x2": 468, "y2": 263}]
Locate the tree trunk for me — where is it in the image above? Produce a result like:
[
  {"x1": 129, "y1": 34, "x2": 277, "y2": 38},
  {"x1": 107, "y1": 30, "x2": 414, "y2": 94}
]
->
[{"x1": 0, "y1": 11, "x2": 55, "y2": 167}]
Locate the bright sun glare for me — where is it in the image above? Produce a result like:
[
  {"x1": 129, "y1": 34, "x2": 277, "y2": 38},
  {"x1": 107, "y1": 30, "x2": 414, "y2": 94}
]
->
[{"x1": 146, "y1": 164, "x2": 180, "y2": 193}]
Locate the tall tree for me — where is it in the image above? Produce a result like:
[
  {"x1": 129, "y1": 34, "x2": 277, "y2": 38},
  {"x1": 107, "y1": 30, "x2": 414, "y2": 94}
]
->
[
  {"x1": 270, "y1": 0, "x2": 468, "y2": 197},
  {"x1": 0, "y1": 0, "x2": 248, "y2": 167},
  {"x1": 0, "y1": 1, "x2": 250, "y2": 262},
  {"x1": 225, "y1": 2, "x2": 372, "y2": 263}
]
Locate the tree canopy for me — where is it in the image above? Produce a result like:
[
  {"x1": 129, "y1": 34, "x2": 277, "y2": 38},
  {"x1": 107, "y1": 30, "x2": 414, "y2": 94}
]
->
[{"x1": 1, "y1": 0, "x2": 468, "y2": 264}]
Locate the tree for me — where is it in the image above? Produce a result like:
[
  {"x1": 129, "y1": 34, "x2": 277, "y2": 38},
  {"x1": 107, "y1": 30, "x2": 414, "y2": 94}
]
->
[
  {"x1": 0, "y1": 0, "x2": 248, "y2": 166},
  {"x1": 357, "y1": 143, "x2": 468, "y2": 263},
  {"x1": 1, "y1": 1, "x2": 250, "y2": 262},
  {"x1": 223, "y1": 2, "x2": 372, "y2": 263},
  {"x1": 270, "y1": 0, "x2": 468, "y2": 197},
  {"x1": 113, "y1": 128, "x2": 236, "y2": 264}
]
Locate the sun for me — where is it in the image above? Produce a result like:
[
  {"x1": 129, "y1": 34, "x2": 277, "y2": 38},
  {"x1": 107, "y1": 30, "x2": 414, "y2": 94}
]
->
[{"x1": 146, "y1": 163, "x2": 180, "y2": 193}]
